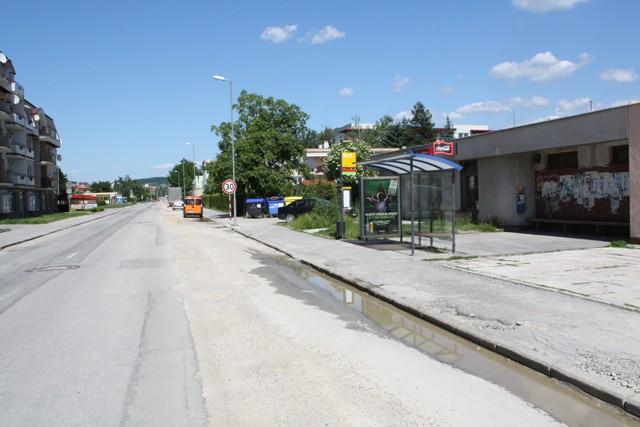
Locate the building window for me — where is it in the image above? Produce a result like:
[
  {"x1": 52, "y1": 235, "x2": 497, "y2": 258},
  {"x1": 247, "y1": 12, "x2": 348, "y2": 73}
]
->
[
  {"x1": 547, "y1": 151, "x2": 578, "y2": 170},
  {"x1": 610, "y1": 145, "x2": 629, "y2": 165}
]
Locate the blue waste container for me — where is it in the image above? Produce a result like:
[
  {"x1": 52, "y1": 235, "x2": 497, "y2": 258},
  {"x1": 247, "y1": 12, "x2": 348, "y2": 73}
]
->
[
  {"x1": 266, "y1": 196, "x2": 285, "y2": 217},
  {"x1": 245, "y1": 198, "x2": 267, "y2": 218}
]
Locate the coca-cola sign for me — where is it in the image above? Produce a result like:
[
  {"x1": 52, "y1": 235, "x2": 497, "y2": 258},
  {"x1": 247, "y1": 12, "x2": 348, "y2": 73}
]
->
[{"x1": 432, "y1": 140, "x2": 455, "y2": 156}]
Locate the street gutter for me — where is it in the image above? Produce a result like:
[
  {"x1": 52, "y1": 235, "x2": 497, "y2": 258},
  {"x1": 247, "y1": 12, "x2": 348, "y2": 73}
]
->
[{"x1": 214, "y1": 217, "x2": 640, "y2": 420}]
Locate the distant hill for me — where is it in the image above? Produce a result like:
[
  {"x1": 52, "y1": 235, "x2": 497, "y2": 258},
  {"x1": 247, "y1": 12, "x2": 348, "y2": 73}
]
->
[{"x1": 135, "y1": 176, "x2": 169, "y2": 186}]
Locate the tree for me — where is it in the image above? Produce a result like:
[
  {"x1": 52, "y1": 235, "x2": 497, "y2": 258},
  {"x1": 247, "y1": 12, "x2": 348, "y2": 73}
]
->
[
  {"x1": 113, "y1": 175, "x2": 148, "y2": 201},
  {"x1": 167, "y1": 159, "x2": 198, "y2": 195},
  {"x1": 58, "y1": 168, "x2": 68, "y2": 195},
  {"x1": 406, "y1": 101, "x2": 435, "y2": 146},
  {"x1": 90, "y1": 180, "x2": 113, "y2": 192},
  {"x1": 442, "y1": 115, "x2": 455, "y2": 141},
  {"x1": 210, "y1": 90, "x2": 309, "y2": 205},
  {"x1": 323, "y1": 138, "x2": 373, "y2": 186}
]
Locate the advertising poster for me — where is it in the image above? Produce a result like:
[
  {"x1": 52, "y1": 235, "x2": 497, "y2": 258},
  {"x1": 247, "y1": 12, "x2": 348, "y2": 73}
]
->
[{"x1": 363, "y1": 177, "x2": 400, "y2": 236}]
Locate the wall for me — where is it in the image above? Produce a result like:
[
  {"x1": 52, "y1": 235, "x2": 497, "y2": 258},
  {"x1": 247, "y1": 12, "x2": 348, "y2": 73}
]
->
[
  {"x1": 630, "y1": 104, "x2": 640, "y2": 243},
  {"x1": 535, "y1": 167, "x2": 629, "y2": 221},
  {"x1": 478, "y1": 153, "x2": 536, "y2": 226}
]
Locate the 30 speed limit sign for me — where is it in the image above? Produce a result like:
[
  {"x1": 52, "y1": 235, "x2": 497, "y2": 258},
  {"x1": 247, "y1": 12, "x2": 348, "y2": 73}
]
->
[{"x1": 221, "y1": 179, "x2": 237, "y2": 195}]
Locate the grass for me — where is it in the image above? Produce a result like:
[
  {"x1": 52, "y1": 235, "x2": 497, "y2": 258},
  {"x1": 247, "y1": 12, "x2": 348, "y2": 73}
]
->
[
  {"x1": 609, "y1": 240, "x2": 630, "y2": 248},
  {"x1": 402, "y1": 216, "x2": 501, "y2": 235},
  {"x1": 0, "y1": 211, "x2": 92, "y2": 225}
]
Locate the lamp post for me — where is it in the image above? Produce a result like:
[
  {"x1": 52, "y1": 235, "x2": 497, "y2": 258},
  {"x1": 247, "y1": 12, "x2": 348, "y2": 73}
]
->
[
  {"x1": 185, "y1": 142, "x2": 196, "y2": 195},
  {"x1": 213, "y1": 74, "x2": 237, "y2": 226},
  {"x1": 181, "y1": 161, "x2": 185, "y2": 199}
]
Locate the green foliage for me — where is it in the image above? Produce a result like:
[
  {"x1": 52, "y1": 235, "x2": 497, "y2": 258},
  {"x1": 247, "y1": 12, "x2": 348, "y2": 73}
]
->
[
  {"x1": 295, "y1": 182, "x2": 337, "y2": 201},
  {"x1": 202, "y1": 193, "x2": 229, "y2": 211},
  {"x1": 168, "y1": 159, "x2": 198, "y2": 195},
  {"x1": 442, "y1": 115, "x2": 455, "y2": 141},
  {"x1": 90, "y1": 180, "x2": 113, "y2": 193},
  {"x1": 407, "y1": 101, "x2": 435, "y2": 146},
  {"x1": 289, "y1": 199, "x2": 339, "y2": 231},
  {"x1": 210, "y1": 90, "x2": 309, "y2": 207},
  {"x1": 610, "y1": 240, "x2": 630, "y2": 248},
  {"x1": 113, "y1": 175, "x2": 149, "y2": 201},
  {"x1": 323, "y1": 139, "x2": 373, "y2": 185},
  {"x1": 58, "y1": 168, "x2": 68, "y2": 195}
]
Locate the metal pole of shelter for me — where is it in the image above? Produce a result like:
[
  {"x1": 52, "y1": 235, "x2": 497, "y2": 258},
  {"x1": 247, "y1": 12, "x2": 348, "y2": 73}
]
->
[
  {"x1": 451, "y1": 171, "x2": 456, "y2": 253},
  {"x1": 410, "y1": 157, "x2": 415, "y2": 256}
]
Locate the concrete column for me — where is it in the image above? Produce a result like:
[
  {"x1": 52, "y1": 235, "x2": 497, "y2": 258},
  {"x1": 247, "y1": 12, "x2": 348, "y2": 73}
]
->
[{"x1": 629, "y1": 104, "x2": 640, "y2": 243}]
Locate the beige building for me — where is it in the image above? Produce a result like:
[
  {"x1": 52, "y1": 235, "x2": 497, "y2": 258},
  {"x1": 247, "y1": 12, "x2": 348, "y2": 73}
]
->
[{"x1": 0, "y1": 51, "x2": 61, "y2": 217}]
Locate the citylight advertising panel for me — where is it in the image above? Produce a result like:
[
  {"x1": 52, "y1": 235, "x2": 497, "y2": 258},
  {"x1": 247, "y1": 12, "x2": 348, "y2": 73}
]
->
[{"x1": 362, "y1": 177, "x2": 400, "y2": 237}]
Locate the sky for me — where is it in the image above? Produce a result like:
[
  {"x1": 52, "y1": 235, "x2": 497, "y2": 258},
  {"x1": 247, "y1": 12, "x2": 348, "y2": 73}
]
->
[{"x1": 3, "y1": 0, "x2": 639, "y2": 182}]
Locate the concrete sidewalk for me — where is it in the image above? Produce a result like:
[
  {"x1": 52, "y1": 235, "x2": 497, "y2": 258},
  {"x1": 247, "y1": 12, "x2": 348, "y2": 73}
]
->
[
  {"x1": 203, "y1": 208, "x2": 640, "y2": 418},
  {"x1": 0, "y1": 209, "x2": 122, "y2": 250}
]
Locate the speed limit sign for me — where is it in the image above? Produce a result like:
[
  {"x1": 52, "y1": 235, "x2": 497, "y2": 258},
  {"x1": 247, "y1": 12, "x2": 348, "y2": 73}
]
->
[{"x1": 221, "y1": 179, "x2": 237, "y2": 195}]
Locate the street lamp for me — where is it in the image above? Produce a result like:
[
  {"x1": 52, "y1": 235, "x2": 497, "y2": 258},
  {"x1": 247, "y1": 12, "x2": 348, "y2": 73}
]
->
[
  {"x1": 213, "y1": 74, "x2": 237, "y2": 226},
  {"x1": 185, "y1": 142, "x2": 196, "y2": 194}
]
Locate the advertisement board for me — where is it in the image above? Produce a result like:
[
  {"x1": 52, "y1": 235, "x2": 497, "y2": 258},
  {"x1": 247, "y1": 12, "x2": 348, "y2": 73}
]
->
[
  {"x1": 341, "y1": 152, "x2": 357, "y2": 176},
  {"x1": 361, "y1": 177, "x2": 401, "y2": 238}
]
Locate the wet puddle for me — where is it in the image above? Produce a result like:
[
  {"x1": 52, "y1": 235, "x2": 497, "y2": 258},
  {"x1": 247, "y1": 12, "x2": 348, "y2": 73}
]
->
[{"x1": 272, "y1": 257, "x2": 640, "y2": 427}]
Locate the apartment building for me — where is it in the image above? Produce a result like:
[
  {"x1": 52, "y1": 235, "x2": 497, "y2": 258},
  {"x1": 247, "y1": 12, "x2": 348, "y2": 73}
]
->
[{"x1": 0, "y1": 51, "x2": 61, "y2": 217}]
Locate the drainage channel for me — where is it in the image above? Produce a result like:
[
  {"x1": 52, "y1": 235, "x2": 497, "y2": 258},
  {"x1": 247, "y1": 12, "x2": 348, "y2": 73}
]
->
[{"x1": 272, "y1": 256, "x2": 639, "y2": 427}]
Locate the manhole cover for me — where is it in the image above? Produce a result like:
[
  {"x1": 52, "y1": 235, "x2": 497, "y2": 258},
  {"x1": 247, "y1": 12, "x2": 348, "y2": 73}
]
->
[{"x1": 26, "y1": 264, "x2": 80, "y2": 273}]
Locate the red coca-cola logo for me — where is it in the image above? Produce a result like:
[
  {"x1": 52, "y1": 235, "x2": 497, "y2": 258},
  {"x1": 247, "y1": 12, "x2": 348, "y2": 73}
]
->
[{"x1": 432, "y1": 140, "x2": 455, "y2": 156}]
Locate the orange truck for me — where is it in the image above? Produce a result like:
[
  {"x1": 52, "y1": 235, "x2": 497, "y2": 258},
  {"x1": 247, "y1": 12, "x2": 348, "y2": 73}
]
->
[{"x1": 183, "y1": 195, "x2": 203, "y2": 219}]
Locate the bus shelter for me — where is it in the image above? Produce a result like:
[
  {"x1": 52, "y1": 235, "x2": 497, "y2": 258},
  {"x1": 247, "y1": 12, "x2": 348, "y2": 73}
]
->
[{"x1": 358, "y1": 152, "x2": 463, "y2": 255}]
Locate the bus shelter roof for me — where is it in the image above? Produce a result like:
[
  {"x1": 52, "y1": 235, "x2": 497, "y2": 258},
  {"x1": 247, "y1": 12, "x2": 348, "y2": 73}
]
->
[{"x1": 357, "y1": 152, "x2": 463, "y2": 175}]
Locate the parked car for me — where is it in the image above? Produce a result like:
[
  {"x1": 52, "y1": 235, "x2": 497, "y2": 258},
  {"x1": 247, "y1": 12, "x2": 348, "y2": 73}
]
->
[
  {"x1": 172, "y1": 200, "x2": 184, "y2": 210},
  {"x1": 277, "y1": 198, "x2": 331, "y2": 223},
  {"x1": 183, "y1": 196, "x2": 203, "y2": 219}
]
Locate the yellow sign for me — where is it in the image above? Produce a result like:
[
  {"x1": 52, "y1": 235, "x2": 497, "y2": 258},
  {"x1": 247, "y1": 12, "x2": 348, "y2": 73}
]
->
[{"x1": 341, "y1": 152, "x2": 357, "y2": 176}]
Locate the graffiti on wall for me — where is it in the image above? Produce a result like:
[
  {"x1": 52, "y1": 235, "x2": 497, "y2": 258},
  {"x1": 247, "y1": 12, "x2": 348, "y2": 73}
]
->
[{"x1": 536, "y1": 169, "x2": 630, "y2": 221}]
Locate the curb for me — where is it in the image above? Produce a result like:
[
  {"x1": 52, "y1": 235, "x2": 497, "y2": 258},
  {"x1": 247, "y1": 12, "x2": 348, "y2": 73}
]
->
[
  {"x1": 0, "y1": 210, "x2": 120, "y2": 251},
  {"x1": 216, "y1": 218, "x2": 640, "y2": 420}
]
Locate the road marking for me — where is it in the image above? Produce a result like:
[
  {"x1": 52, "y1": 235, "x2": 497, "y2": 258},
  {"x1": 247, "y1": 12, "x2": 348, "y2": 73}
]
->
[{"x1": 66, "y1": 251, "x2": 78, "y2": 260}]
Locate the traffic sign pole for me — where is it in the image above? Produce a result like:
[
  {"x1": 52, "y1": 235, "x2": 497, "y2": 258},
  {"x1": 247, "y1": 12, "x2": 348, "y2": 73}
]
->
[{"x1": 221, "y1": 179, "x2": 237, "y2": 224}]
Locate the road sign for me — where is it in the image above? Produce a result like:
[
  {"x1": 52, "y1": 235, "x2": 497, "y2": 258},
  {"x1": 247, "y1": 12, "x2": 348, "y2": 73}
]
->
[{"x1": 221, "y1": 179, "x2": 237, "y2": 195}]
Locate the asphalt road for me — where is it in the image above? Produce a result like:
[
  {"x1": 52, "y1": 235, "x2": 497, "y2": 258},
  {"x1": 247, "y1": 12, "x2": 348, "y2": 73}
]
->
[
  {"x1": 0, "y1": 204, "x2": 206, "y2": 426},
  {"x1": 0, "y1": 203, "x2": 567, "y2": 426}
]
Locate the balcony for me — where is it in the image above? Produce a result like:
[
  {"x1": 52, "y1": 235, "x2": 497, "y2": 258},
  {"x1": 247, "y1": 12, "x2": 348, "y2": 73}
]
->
[
  {"x1": 0, "y1": 170, "x2": 11, "y2": 185},
  {"x1": 7, "y1": 112, "x2": 28, "y2": 129},
  {"x1": 39, "y1": 126, "x2": 61, "y2": 147},
  {"x1": 40, "y1": 176, "x2": 55, "y2": 188},
  {"x1": 0, "y1": 70, "x2": 11, "y2": 92},
  {"x1": 11, "y1": 173, "x2": 34, "y2": 187},
  {"x1": 11, "y1": 81, "x2": 24, "y2": 99},
  {"x1": 40, "y1": 151, "x2": 56, "y2": 164},
  {"x1": 8, "y1": 142, "x2": 34, "y2": 158}
]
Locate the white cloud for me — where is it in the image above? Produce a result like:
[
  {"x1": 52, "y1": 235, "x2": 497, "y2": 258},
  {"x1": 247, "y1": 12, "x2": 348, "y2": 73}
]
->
[
  {"x1": 457, "y1": 101, "x2": 510, "y2": 114},
  {"x1": 512, "y1": 0, "x2": 588, "y2": 13},
  {"x1": 260, "y1": 25, "x2": 298, "y2": 43},
  {"x1": 509, "y1": 96, "x2": 550, "y2": 108},
  {"x1": 555, "y1": 97, "x2": 591, "y2": 114},
  {"x1": 393, "y1": 75, "x2": 410, "y2": 92},
  {"x1": 600, "y1": 68, "x2": 638, "y2": 83},
  {"x1": 151, "y1": 163, "x2": 174, "y2": 170},
  {"x1": 609, "y1": 98, "x2": 640, "y2": 108},
  {"x1": 440, "y1": 85, "x2": 454, "y2": 93},
  {"x1": 339, "y1": 87, "x2": 354, "y2": 97},
  {"x1": 305, "y1": 25, "x2": 345, "y2": 44},
  {"x1": 394, "y1": 110, "x2": 413, "y2": 121},
  {"x1": 451, "y1": 96, "x2": 548, "y2": 119},
  {"x1": 491, "y1": 51, "x2": 592, "y2": 83}
]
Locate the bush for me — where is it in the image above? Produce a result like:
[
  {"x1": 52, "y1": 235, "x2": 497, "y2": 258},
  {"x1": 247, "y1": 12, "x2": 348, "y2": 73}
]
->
[
  {"x1": 289, "y1": 199, "x2": 340, "y2": 231},
  {"x1": 203, "y1": 194, "x2": 229, "y2": 211},
  {"x1": 294, "y1": 182, "x2": 337, "y2": 201}
]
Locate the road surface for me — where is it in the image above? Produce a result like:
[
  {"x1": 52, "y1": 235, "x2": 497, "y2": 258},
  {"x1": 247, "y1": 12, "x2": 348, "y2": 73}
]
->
[{"x1": 0, "y1": 203, "x2": 568, "y2": 426}]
